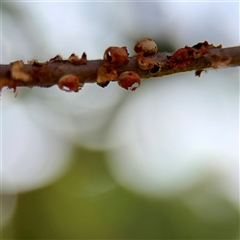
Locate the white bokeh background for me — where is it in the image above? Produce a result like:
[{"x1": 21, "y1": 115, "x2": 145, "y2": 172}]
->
[{"x1": 1, "y1": 1, "x2": 239, "y2": 228}]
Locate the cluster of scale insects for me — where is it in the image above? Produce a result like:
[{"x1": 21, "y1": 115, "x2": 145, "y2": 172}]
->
[
  {"x1": 5, "y1": 38, "x2": 218, "y2": 94},
  {"x1": 58, "y1": 38, "x2": 159, "y2": 92}
]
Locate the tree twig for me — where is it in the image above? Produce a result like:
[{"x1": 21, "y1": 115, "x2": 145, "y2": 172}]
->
[{"x1": 0, "y1": 41, "x2": 239, "y2": 93}]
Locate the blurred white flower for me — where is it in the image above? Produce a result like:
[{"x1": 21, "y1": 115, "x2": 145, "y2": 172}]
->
[{"x1": 2, "y1": 1, "x2": 239, "y2": 204}]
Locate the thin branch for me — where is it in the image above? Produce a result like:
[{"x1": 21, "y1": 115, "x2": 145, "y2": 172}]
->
[{"x1": 0, "y1": 42, "x2": 239, "y2": 93}]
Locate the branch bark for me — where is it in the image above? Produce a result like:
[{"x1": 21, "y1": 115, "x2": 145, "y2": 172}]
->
[{"x1": 1, "y1": 43, "x2": 239, "y2": 93}]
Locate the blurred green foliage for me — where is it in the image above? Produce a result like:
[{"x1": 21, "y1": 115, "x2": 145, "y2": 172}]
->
[{"x1": 2, "y1": 146, "x2": 239, "y2": 239}]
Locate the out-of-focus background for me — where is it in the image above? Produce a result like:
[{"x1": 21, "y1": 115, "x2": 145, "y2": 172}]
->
[{"x1": 1, "y1": 1, "x2": 239, "y2": 239}]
